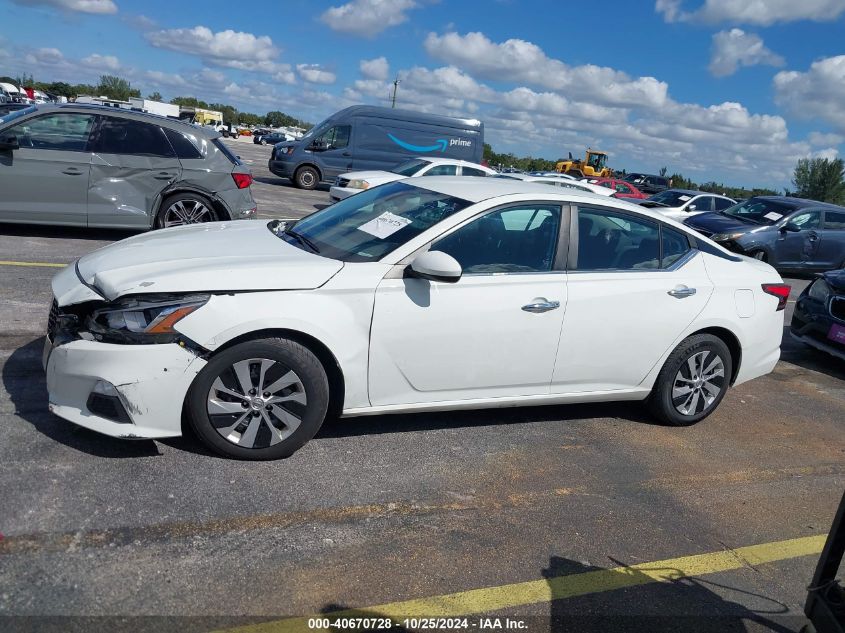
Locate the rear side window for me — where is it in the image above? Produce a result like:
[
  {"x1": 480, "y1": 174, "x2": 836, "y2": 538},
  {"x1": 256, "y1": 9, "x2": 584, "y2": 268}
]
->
[
  {"x1": 824, "y1": 210, "x2": 845, "y2": 229},
  {"x1": 462, "y1": 167, "x2": 488, "y2": 177},
  {"x1": 576, "y1": 209, "x2": 660, "y2": 271},
  {"x1": 93, "y1": 117, "x2": 174, "y2": 157},
  {"x1": 424, "y1": 164, "x2": 458, "y2": 176},
  {"x1": 714, "y1": 197, "x2": 733, "y2": 211},
  {"x1": 212, "y1": 138, "x2": 242, "y2": 165},
  {"x1": 164, "y1": 127, "x2": 203, "y2": 159},
  {"x1": 662, "y1": 227, "x2": 691, "y2": 268}
]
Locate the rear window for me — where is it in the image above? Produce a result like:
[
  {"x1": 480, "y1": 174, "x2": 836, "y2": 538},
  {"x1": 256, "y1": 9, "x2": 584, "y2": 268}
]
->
[{"x1": 212, "y1": 138, "x2": 242, "y2": 165}]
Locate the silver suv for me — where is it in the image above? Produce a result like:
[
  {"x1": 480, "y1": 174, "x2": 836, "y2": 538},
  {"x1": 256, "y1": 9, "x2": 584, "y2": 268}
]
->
[{"x1": 0, "y1": 104, "x2": 256, "y2": 230}]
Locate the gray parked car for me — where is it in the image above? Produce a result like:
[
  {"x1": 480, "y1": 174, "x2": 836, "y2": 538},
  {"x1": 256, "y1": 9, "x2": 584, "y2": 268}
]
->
[
  {"x1": 0, "y1": 104, "x2": 256, "y2": 230},
  {"x1": 684, "y1": 196, "x2": 845, "y2": 273}
]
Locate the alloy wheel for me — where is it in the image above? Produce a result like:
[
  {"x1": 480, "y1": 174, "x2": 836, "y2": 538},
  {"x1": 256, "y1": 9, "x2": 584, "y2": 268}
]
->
[
  {"x1": 671, "y1": 350, "x2": 725, "y2": 416},
  {"x1": 206, "y1": 357, "x2": 307, "y2": 449},
  {"x1": 163, "y1": 199, "x2": 214, "y2": 227}
]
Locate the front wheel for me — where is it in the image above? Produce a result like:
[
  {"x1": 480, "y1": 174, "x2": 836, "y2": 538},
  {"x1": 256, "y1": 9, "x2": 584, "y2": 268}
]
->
[
  {"x1": 294, "y1": 165, "x2": 320, "y2": 190},
  {"x1": 647, "y1": 334, "x2": 733, "y2": 426},
  {"x1": 187, "y1": 338, "x2": 330, "y2": 460}
]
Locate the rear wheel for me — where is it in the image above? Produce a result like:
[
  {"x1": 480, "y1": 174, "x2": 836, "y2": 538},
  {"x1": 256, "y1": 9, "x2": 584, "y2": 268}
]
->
[
  {"x1": 647, "y1": 334, "x2": 732, "y2": 426},
  {"x1": 187, "y1": 338, "x2": 329, "y2": 460},
  {"x1": 294, "y1": 165, "x2": 319, "y2": 190},
  {"x1": 156, "y1": 192, "x2": 218, "y2": 229}
]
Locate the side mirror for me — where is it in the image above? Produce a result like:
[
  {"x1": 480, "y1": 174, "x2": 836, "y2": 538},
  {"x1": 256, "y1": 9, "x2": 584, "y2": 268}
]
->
[
  {"x1": 0, "y1": 135, "x2": 19, "y2": 151},
  {"x1": 687, "y1": 204, "x2": 697, "y2": 212},
  {"x1": 781, "y1": 222, "x2": 801, "y2": 233},
  {"x1": 310, "y1": 139, "x2": 327, "y2": 151},
  {"x1": 406, "y1": 250, "x2": 462, "y2": 283}
]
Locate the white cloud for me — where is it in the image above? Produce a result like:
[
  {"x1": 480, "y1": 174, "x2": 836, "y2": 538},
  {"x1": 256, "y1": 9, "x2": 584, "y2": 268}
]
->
[
  {"x1": 81, "y1": 53, "x2": 121, "y2": 71},
  {"x1": 145, "y1": 26, "x2": 278, "y2": 63},
  {"x1": 296, "y1": 64, "x2": 336, "y2": 85},
  {"x1": 774, "y1": 56, "x2": 845, "y2": 132},
  {"x1": 424, "y1": 31, "x2": 669, "y2": 109},
  {"x1": 708, "y1": 29, "x2": 784, "y2": 77},
  {"x1": 809, "y1": 131, "x2": 845, "y2": 146},
  {"x1": 360, "y1": 56, "x2": 389, "y2": 80},
  {"x1": 11, "y1": 0, "x2": 117, "y2": 14},
  {"x1": 26, "y1": 47, "x2": 65, "y2": 65},
  {"x1": 321, "y1": 0, "x2": 418, "y2": 37},
  {"x1": 657, "y1": 0, "x2": 845, "y2": 25}
]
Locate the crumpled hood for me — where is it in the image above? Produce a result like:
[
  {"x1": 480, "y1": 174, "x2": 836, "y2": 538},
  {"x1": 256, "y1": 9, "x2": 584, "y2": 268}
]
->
[
  {"x1": 340, "y1": 170, "x2": 402, "y2": 184},
  {"x1": 75, "y1": 221, "x2": 343, "y2": 301}
]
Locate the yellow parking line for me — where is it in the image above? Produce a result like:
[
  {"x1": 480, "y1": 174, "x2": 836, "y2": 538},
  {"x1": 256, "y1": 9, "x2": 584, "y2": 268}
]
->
[
  {"x1": 0, "y1": 260, "x2": 67, "y2": 268},
  {"x1": 220, "y1": 534, "x2": 825, "y2": 633}
]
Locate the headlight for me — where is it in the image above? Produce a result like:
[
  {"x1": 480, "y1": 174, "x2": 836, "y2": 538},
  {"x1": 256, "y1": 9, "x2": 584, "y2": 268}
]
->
[
  {"x1": 88, "y1": 294, "x2": 209, "y2": 343},
  {"x1": 808, "y1": 279, "x2": 831, "y2": 303},
  {"x1": 347, "y1": 179, "x2": 370, "y2": 190},
  {"x1": 710, "y1": 231, "x2": 746, "y2": 241}
]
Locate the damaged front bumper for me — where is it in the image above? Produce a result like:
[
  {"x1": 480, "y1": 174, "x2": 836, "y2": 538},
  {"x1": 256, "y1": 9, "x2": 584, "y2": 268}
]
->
[{"x1": 44, "y1": 336, "x2": 207, "y2": 438}]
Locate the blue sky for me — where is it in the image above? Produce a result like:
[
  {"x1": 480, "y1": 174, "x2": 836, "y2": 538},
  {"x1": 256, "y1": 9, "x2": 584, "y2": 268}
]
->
[{"x1": 1, "y1": 0, "x2": 844, "y2": 189}]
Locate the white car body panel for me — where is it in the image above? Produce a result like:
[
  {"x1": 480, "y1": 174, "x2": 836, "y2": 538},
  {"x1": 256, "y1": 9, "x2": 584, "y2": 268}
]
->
[
  {"x1": 642, "y1": 194, "x2": 735, "y2": 221},
  {"x1": 43, "y1": 177, "x2": 784, "y2": 440}
]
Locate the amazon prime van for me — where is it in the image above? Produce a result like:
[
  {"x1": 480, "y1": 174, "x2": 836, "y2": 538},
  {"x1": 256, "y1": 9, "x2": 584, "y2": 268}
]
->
[{"x1": 268, "y1": 105, "x2": 484, "y2": 189}]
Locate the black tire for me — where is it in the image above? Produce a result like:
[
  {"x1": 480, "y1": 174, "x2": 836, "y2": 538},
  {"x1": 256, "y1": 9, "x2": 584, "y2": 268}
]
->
[
  {"x1": 567, "y1": 169, "x2": 583, "y2": 178},
  {"x1": 187, "y1": 338, "x2": 330, "y2": 460},
  {"x1": 294, "y1": 165, "x2": 320, "y2": 190},
  {"x1": 155, "y1": 192, "x2": 219, "y2": 229},
  {"x1": 646, "y1": 334, "x2": 733, "y2": 427}
]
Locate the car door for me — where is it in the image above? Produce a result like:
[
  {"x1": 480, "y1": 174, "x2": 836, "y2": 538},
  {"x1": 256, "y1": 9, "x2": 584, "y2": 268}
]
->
[
  {"x1": 772, "y1": 210, "x2": 822, "y2": 269},
  {"x1": 552, "y1": 205, "x2": 713, "y2": 393},
  {"x1": 368, "y1": 203, "x2": 568, "y2": 406},
  {"x1": 0, "y1": 111, "x2": 96, "y2": 225},
  {"x1": 87, "y1": 115, "x2": 183, "y2": 229},
  {"x1": 308, "y1": 124, "x2": 352, "y2": 181},
  {"x1": 817, "y1": 210, "x2": 845, "y2": 269}
]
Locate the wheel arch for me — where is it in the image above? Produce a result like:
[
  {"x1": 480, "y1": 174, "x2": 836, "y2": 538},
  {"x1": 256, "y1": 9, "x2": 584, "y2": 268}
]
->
[
  {"x1": 157, "y1": 185, "x2": 233, "y2": 226},
  {"x1": 213, "y1": 327, "x2": 345, "y2": 418},
  {"x1": 294, "y1": 162, "x2": 323, "y2": 183},
  {"x1": 688, "y1": 326, "x2": 742, "y2": 386}
]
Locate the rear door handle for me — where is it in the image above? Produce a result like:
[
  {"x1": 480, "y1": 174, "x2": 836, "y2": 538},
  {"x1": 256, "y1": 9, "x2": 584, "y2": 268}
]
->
[
  {"x1": 62, "y1": 167, "x2": 84, "y2": 175},
  {"x1": 668, "y1": 285, "x2": 696, "y2": 298},
  {"x1": 521, "y1": 298, "x2": 560, "y2": 313},
  {"x1": 154, "y1": 172, "x2": 176, "y2": 180}
]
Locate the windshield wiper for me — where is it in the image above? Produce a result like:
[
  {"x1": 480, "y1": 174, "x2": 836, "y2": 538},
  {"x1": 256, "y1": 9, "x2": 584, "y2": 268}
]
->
[
  {"x1": 721, "y1": 212, "x2": 760, "y2": 225},
  {"x1": 285, "y1": 227, "x2": 320, "y2": 253}
]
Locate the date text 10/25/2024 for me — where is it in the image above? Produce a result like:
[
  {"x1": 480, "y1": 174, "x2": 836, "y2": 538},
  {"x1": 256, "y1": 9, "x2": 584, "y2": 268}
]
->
[{"x1": 307, "y1": 617, "x2": 529, "y2": 630}]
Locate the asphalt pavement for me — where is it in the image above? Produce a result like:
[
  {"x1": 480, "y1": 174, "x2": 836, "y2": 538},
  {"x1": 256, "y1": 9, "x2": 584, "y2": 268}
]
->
[{"x1": 0, "y1": 139, "x2": 843, "y2": 632}]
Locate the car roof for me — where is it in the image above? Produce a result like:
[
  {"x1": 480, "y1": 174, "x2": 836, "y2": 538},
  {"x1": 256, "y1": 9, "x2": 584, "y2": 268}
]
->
[
  {"x1": 413, "y1": 156, "x2": 493, "y2": 169},
  {"x1": 25, "y1": 103, "x2": 220, "y2": 138},
  {"x1": 661, "y1": 188, "x2": 704, "y2": 195},
  {"x1": 751, "y1": 195, "x2": 845, "y2": 210}
]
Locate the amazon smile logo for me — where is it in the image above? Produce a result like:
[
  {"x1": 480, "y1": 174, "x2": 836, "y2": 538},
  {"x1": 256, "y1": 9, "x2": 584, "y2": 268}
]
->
[{"x1": 387, "y1": 134, "x2": 472, "y2": 153}]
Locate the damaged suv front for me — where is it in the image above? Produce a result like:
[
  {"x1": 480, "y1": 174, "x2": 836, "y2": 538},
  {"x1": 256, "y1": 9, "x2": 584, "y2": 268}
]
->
[{"x1": 44, "y1": 262, "x2": 210, "y2": 438}]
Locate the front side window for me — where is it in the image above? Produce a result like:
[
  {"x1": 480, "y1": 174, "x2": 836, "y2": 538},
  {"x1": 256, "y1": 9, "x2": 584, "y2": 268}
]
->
[
  {"x1": 824, "y1": 210, "x2": 845, "y2": 230},
  {"x1": 93, "y1": 117, "x2": 175, "y2": 157},
  {"x1": 313, "y1": 125, "x2": 350, "y2": 150},
  {"x1": 423, "y1": 164, "x2": 458, "y2": 176},
  {"x1": 434, "y1": 204, "x2": 561, "y2": 274},
  {"x1": 789, "y1": 211, "x2": 821, "y2": 230},
  {"x1": 615, "y1": 182, "x2": 633, "y2": 194},
  {"x1": 576, "y1": 209, "x2": 660, "y2": 271},
  {"x1": 276, "y1": 181, "x2": 472, "y2": 262},
  {"x1": 6, "y1": 112, "x2": 95, "y2": 151},
  {"x1": 690, "y1": 196, "x2": 713, "y2": 212}
]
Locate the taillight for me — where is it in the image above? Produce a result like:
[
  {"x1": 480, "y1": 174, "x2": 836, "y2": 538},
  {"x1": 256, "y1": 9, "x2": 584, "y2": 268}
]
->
[
  {"x1": 761, "y1": 283, "x2": 791, "y2": 311},
  {"x1": 232, "y1": 173, "x2": 253, "y2": 189}
]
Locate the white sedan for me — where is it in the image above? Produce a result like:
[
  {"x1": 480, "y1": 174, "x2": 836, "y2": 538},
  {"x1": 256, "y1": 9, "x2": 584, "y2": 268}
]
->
[
  {"x1": 638, "y1": 189, "x2": 736, "y2": 220},
  {"x1": 493, "y1": 172, "x2": 616, "y2": 197},
  {"x1": 329, "y1": 157, "x2": 496, "y2": 201},
  {"x1": 44, "y1": 178, "x2": 789, "y2": 459}
]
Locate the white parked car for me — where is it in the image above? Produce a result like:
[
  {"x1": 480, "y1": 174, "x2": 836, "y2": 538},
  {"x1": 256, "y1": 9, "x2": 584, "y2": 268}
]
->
[
  {"x1": 493, "y1": 173, "x2": 615, "y2": 197},
  {"x1": 44, "y1": 178, "x2": 789, "y2": 459},
  {"x1": 638, "y1": 189, "x2": 736, "y2": 221},
  {"x1": 329, "y1": 157, "x2": 496, "y2": 201}
]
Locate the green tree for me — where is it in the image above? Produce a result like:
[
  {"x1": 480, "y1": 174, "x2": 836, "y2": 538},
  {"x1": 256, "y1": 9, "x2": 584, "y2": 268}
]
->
[
  {"x1": 208, "y1": 103, "x2": 238, "y2": 124},
  {"x1": 237, "y1": 111, "x2": 262, "y2": 126},
  {"x1": 792, "y1": 157, "x2": 845, "y2": 204},
  {"x1": 96, "y1": 75, "x2": 136, "y2": 101},
  {"x1": 169, "y1": 96, "x2": 210, "y2": 109},
  {"x1": 147, "y1": 91, "x2": 163, "y2": 101}
]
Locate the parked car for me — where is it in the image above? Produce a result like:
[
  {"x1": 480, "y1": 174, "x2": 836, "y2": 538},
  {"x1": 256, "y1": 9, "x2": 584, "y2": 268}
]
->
[
  {"x1": 528, "y1": 171, "x2": 576, "y2": 180},
  {"x1": 330, "y1": 157, "x2": 496, "y2": 201},
  {"x1": 269, "y1": 105, "x2": 484, "y2": 190},
  {"x1": 0, "y1": 104, "x2": 256, "y2": 229},
  {"x1": 638, "y1": 189, "x2": 736, "y2": 220},
  {"x1": 44, "y1": 177, "x2": 788, "y2": 459},
  {"x1": 684, "y1": 196, "x2": 845, "y2": 273},
  {"x1": 585, "y1": 177, "x2": 648, "y2": 200},
  {"x1": 790, "y1": 269, "x2": 845, "y2": 361},
  {"x1": 625, "y1": 173, "x2": 671, "y2": 194},
  {"x1": 493, "y1": 173, "x2": 615, "y2": 197},
  {"x1": 254, "y1": 131, "x2": 288, "y2": 145}
]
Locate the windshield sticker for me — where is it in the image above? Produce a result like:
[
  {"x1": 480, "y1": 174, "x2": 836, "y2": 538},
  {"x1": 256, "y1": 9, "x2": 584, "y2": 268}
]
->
[
  {"x1": 678, "y1": 195, "x2": 692, "y2": 201},
  {"x1": 764, "y1": 212, "x2": 784, "y2": 221},
  {"x1": 357, "y1": 212, "x2": 412, "y2": 239}
]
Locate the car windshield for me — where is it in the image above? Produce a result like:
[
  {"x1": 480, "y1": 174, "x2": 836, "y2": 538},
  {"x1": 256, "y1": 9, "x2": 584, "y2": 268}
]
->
[
  {"x1": 299, "y1": 117, "x2": 330, "y2": 141},
  {"x1": 644, "y1": 191, "x2": 697, "y2": 207},
  {"x1": 390, "y1": 159, "x2": 431, "y2": 176},
  {"x1": 624, "y1": 173, "x2": 645, "y2": 183},
  {"x1": 0, "y1": 105, "x2": 36, "y2": 124},
  {"x1": 721, "y1": 199, "x2": 795, "y2": 225},
  {"x1": 271, "y1": 181, "x2": 473, "y2": 262}
]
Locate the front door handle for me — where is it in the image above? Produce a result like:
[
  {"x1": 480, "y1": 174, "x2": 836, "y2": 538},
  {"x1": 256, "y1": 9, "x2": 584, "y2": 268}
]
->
[
  {"x1": 521, "y1": 298, "x2": 560, "y2": 313},
  {"x1": 154, "y1": 172, "x2": 175, "y2": 180},
  {"x1": 668, "y1": 285, "x2": 697, "y2": 298},
  {"x1": 62, "y1": 167, "x2": 83, "y2": 175},
  {"x1": 342, "y1": 151, "x2": 351, "y2": 157}
]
